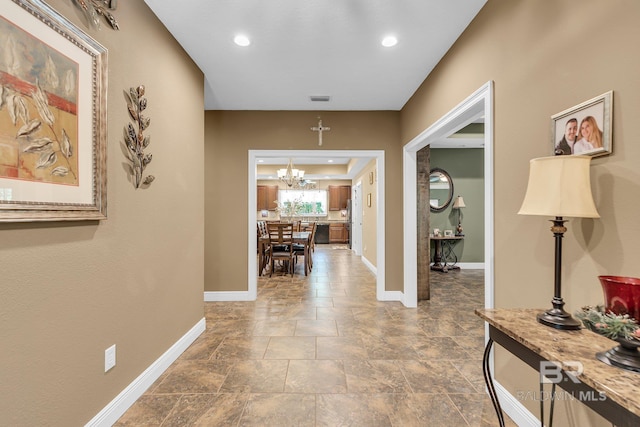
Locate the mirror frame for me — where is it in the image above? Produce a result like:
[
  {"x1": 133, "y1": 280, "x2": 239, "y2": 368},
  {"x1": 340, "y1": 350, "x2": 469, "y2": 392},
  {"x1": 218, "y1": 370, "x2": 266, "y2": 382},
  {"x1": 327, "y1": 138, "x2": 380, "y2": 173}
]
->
[{"x1": 429, "y1": 168, "x2": 454, "y2": 212}]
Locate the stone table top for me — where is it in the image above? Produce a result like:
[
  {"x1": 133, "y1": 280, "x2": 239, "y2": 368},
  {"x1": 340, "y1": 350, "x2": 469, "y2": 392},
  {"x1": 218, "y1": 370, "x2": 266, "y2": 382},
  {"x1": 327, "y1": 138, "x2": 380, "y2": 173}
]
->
[{"x1": 475, "y1": 308, "x2": 640, "y2": 419}]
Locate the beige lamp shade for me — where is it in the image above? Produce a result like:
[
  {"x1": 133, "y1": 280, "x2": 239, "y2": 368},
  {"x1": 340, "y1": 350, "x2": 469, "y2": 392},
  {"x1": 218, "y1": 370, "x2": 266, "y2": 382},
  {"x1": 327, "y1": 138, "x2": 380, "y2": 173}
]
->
[
  {"x1": 452, "y1": 196, "x2": 466, "y2": 209},
  {"x1": 518, "y1": 156, "x2": 600, "y2": 218}
]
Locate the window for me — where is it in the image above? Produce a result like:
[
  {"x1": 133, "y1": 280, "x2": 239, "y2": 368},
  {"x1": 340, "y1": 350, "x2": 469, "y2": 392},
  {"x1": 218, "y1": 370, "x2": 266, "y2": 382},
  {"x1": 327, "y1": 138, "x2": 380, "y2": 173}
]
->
[{"x1": 278, "y1": 189, "x2": 327, "y2": 217}]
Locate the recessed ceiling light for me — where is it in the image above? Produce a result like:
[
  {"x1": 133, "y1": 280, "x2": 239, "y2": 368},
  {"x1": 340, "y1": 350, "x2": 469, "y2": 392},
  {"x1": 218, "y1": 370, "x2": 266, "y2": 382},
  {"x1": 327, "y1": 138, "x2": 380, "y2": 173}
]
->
[
  {"x1": 381, "y1": 35, "x2": 398, "y2": 47},
  {"x1": 234, "y1": 35, "x2": 250, "y2": 47},
  {"x1": 310, "y1": 95, "x2": 331, "y2": 102},
  {"x1": 327, "y1": 159, "x2": 334, "y2": 163},
  {"x1": 257, "y1": 159, "x2": 264, "y2": 163}
]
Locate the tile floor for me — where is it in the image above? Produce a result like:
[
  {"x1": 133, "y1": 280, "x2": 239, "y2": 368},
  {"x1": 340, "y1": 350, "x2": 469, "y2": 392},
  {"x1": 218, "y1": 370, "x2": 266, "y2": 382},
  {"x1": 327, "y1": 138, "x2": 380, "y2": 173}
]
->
[{"x1": 115, "y1": 245, "x2": 516, "y2": 426}]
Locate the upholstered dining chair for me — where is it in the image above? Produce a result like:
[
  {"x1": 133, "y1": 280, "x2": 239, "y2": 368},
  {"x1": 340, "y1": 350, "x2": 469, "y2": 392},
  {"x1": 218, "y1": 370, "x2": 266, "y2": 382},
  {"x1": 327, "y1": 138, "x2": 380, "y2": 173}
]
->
[{"x1": 267, "y1": 222, "x2": 295, "y2": 277}]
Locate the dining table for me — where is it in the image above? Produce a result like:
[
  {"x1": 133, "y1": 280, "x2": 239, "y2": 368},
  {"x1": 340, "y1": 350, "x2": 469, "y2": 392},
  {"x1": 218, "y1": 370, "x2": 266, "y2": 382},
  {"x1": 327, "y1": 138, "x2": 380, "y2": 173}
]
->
[{"x1": 259, "y1": 231, "x2": 312, "y2": 276}]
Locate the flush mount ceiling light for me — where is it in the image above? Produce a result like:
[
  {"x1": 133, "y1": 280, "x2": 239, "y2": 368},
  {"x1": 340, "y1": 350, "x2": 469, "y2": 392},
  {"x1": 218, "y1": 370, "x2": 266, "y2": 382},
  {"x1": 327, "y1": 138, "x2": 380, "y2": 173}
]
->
[
  {"x1": 381, "y1": 35, "x2": 398, "y2": 47},
  {"x1": 234, "y1": 34, "x2": 250, "y2": 46}
]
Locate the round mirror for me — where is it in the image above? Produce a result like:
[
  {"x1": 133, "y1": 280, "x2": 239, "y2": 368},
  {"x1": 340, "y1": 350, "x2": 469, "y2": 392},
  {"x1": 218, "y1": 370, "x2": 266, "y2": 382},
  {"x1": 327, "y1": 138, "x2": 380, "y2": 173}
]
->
[{"x1": 429, "y1": 168, "x2": 454, "y2": 212}]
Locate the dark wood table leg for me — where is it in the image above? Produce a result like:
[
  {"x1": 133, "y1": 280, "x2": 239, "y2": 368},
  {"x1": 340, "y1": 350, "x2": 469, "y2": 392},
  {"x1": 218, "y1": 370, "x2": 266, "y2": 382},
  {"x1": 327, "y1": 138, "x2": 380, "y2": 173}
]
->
[{"x1": 483, "y1": 338, "x2": 506, "y2": 427}]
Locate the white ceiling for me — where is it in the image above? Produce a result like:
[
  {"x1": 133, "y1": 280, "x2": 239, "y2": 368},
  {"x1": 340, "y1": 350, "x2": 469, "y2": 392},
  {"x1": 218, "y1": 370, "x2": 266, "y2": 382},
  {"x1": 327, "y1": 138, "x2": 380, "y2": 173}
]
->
[{"x1": 144, "y1": 0, "x2": 487, "y2": 111}]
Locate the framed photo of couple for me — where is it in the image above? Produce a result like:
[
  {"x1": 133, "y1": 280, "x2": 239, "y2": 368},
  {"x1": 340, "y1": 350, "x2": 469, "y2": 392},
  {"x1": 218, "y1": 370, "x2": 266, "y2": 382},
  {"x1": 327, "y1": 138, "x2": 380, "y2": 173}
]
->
[{"x1": 551, "y1": 91, "x2": 613, "y2": 158}]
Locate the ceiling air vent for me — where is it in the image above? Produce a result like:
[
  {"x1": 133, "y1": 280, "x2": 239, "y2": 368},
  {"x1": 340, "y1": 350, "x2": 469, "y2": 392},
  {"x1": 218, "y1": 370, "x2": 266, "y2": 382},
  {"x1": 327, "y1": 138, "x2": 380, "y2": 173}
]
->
[{"x1": 310, "y1": 95, "x2": 331, "y2": 102}]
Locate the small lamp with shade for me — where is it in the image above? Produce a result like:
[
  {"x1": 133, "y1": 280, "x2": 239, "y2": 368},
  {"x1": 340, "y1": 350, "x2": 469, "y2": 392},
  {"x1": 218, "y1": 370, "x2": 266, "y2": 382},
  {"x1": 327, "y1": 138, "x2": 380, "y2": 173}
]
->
[
  {"x1": 518, "y1": 155, "x2": 599, "y2": 330},
  {"x1": 453, "y1": 196, "x2": 466, "y2": 236}
]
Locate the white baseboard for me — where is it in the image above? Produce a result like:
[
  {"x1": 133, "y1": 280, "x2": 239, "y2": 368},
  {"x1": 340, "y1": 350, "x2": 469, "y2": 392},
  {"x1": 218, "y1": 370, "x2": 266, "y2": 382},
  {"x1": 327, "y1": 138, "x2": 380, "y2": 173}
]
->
[
  {"x1": 493, "y1": 380, "x2": 540, "y2": 427},
  {"x1": 204, "y1": 291, "x2": 256, "y2": 301},
  {"x1": 361, "y1": 255, "x2": 377, "y2": 275},
  {"x1": 85, "y1": 318, "x2": 206, "y2": 427},
  {"x1": 457, "y1": 262, "x2": 485, "y2": 269},
  {"x1": 379, "y1": 290, "x2": 405, "y2": 303}
]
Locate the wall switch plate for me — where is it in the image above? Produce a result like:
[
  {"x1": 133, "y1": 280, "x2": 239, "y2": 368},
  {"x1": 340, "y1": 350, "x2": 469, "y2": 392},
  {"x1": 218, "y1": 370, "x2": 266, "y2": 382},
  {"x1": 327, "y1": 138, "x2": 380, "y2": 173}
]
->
[{"x1": 105, "y1": 344, "x2": 116, "y2": 372}]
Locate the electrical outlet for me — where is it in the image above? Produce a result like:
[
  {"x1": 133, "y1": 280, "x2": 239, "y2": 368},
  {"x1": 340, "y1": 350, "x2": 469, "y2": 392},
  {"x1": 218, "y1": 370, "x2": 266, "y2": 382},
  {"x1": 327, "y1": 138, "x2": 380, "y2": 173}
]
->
[{"x1": 105, "y1": 344, "x2": 116, "y2": 372}]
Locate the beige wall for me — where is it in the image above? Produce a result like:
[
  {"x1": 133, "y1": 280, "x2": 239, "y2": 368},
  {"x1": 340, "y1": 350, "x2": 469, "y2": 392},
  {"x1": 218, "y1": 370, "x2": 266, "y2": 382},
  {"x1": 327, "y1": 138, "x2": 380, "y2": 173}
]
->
[
  {"x1": 401, "y1": 0, "x2": 640, "y2": 424},
  {"x1": 353, "y1": 159, "x2": 378, "y2": 266},
  {"x1": 205, "y1": 111, "x2": 401, "y2": 291},
  {"x1": 0, "y1": 2, "x2": 205, "y2": 425}
]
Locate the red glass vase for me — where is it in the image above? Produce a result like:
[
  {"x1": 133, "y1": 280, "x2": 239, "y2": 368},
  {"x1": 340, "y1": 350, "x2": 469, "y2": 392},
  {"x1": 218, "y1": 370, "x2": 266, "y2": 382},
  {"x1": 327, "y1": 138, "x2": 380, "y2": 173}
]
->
[{"x1": 598, "y1": 275, "x2": 640, "y2": 321}]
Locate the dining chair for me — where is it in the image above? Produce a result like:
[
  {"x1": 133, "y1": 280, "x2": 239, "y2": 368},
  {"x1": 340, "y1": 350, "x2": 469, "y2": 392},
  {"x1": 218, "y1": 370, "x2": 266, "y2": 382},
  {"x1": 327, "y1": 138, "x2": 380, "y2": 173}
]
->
[
  {"x1": 257, "y1": 221, "x2": 269, "y2": 275},
  {"x1": 267, "y1": 222, "x2": 295, "y2": 277},
  {"x1": 293, "y1": 232, "x2": 312, "y2": 275},
  {"x1": 295, "y1": 222, "x2": 316, "y2": 273},
  {"x1": 309, "y1": 222, "x2": 317, "y2": 253}
]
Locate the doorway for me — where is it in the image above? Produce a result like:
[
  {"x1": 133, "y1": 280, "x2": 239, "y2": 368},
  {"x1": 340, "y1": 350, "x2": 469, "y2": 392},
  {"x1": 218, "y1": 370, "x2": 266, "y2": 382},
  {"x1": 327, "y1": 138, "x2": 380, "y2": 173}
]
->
[
  {"x1": 248, "y1": 149, "x2": 386, "y2": 301},
  {"x1": 402, "y1": 81, "x2": 494, "y2": 308}
]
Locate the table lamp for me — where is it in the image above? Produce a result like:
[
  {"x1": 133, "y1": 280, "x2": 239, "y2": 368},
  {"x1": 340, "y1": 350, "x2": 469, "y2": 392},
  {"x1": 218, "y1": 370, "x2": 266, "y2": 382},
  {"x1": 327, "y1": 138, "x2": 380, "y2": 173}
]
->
[
  {"x1": 453, "y1": 196, "x2": 466, "y2": 236},
  {"x1": 518, "y1": 156, "x2": 599, "y2": 330}
]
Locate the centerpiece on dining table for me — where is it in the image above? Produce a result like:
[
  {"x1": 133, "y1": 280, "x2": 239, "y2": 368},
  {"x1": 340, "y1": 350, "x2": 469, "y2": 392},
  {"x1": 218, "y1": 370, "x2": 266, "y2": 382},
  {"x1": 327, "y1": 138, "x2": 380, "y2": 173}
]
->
[{"x1": 275, "y1": 196, "x2": 304, "y2": 221}]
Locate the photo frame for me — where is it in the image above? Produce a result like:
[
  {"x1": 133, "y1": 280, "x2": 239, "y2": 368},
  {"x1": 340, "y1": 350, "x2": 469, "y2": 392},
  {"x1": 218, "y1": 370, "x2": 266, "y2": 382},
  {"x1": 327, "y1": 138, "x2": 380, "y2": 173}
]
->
[
  {"x1": 444, "y1": 230, "x2": 454, "y2": 237},
  {"x1": 551, "y1": 91, "x2": 612, "y2": 158},
  {"x1": 0, "y1": 0, "x2": 107, "y2": 222}
]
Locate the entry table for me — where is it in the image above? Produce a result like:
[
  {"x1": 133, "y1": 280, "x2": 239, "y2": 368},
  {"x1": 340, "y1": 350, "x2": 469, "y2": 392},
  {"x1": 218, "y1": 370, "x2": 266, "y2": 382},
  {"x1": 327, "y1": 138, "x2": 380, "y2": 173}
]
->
[
  {"x1": 476, "y1": 308, "x2": 640, "y2": 427},
  {"x1": 430, "y1": 236, "x2": 463, "y2": 272}
]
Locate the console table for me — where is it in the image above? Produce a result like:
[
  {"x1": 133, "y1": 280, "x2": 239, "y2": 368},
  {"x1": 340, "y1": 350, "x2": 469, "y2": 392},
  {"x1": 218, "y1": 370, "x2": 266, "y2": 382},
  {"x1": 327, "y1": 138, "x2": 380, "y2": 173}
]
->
[
  {"x1": 430, "y1": 235, "x2": 463, "y2": 272},
  {"x1": 476, "y1": 308, "x2": 640, "y2": 427}
]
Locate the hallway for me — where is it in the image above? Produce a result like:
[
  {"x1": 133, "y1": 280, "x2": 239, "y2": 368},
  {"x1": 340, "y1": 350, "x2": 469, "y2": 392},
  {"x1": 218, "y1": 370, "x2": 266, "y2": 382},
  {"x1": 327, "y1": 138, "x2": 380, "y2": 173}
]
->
[{"x1": 116, "y1": 245, "x2": 514, "y2": 426}]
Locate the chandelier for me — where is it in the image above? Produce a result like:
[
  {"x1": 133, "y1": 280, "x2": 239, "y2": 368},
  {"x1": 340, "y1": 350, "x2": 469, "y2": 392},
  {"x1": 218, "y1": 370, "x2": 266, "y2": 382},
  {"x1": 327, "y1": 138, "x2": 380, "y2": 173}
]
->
[{"x1": 277, "y1": 159, "x2": 305, "y2": 188}]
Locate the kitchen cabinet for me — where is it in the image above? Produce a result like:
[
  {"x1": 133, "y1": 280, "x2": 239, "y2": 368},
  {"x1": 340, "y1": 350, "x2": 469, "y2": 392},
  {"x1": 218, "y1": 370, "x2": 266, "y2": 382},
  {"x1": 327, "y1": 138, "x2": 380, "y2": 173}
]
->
[
  {"x1": 329, "y1": 223, "x2": 348, "y2": 243},
  {"x1": 328, "y1": 185, "x2": 351, "y2": 211},
  {"x1": 257, "y1": 185, "x2": 278, "y2": 211}
]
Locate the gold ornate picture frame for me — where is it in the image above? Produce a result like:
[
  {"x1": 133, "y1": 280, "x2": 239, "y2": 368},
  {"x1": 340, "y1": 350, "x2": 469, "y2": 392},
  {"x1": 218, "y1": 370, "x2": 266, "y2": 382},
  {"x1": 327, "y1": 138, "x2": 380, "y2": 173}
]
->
[{"x1": 0, "y1": 0, "x2": 107, "y2": 222}]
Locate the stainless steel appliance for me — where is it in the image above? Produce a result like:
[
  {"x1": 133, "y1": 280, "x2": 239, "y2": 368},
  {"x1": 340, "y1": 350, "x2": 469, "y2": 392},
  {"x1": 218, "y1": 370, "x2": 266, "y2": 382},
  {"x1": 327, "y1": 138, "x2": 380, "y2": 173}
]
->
[{"x1": 315, "y1": 223, "x2": 329, "y2": 244}]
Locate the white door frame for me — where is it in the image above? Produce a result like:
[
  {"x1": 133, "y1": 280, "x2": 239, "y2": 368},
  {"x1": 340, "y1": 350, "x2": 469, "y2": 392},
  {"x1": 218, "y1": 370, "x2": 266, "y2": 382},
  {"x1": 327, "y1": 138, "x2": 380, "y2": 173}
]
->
[
  {"x1": 248, "y1": 149, "x2": 387, "y2": 301},
  {"x1": 351, "y1": 181, "x2": 363, "y2": 256},
  {"x1": 402, "y1": 81, "x2": 494, "y2": 309}
]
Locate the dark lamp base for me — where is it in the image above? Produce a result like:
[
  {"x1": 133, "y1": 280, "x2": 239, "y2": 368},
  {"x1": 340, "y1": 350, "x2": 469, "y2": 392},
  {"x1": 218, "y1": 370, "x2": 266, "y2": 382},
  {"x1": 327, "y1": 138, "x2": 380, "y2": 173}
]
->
[{"x1": 537, "y1": 309, "x2": 582, "y2": 330}]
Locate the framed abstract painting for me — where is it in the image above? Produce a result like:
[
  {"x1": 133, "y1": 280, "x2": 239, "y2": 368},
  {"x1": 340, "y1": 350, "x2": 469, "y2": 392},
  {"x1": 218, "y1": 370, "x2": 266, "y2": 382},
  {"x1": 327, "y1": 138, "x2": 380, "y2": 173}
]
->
[{"x1": 0, "y1": 0, "x2": 107, "y2": 221}]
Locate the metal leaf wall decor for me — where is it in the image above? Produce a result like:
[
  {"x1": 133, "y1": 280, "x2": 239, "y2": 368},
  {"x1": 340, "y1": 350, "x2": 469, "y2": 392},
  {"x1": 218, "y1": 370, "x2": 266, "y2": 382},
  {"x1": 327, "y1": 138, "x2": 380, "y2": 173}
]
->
[
  {"x1": 72, "y1": 0, "x2": 120, "y2": 30},
  {"x1": 123, "y1": 85, "x2": 154, "y2": 188}
]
